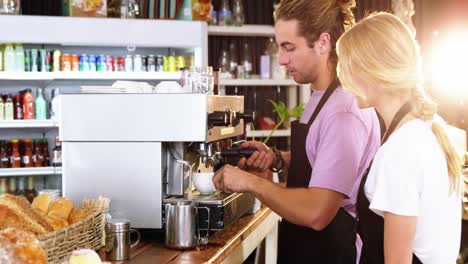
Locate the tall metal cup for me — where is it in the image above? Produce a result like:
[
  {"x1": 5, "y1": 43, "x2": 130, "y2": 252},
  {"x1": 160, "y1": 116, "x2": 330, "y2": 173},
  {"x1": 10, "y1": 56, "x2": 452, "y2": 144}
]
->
[{"x1": 164, "y1": 201, "x2": 210, "y2": 249}]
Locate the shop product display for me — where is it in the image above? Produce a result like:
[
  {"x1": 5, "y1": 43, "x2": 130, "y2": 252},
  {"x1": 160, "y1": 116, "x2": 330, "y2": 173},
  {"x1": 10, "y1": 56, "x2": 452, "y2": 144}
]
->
[
  {"x1": 0, "y1": 139, "x2": 52, "y2": 168},
  {"x1": 0, "y1": 44, "x2": 192, "y2": 74}
]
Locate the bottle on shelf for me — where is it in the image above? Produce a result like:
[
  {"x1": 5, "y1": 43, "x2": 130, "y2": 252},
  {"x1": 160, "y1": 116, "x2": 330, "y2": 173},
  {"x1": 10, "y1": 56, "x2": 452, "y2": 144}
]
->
[
  {"x1": 0, "y1": 141, "x2": 8, "y2": 168},
  {"x1": 52, "y1": 136, "x2": 62, "y2": 167},
  {"x1": 50, "y1": 88, "x2": 60, "y2": 121},
  {"x1": 218, "y1": 49, "x2": 231, "y2": 78},
  {"x1": 16, "y1": 176, "x2": 25, "y2": 196},
  {"x1": 9, "y1": 139, "x2": 21, "y2": 168},
  {"x1": 218, "y1": 0, "x2": 232, "y2": 26},
  {"x1": 0, "y1": 47, "x2": 3, "y2": 71},
  {"x1": 268, "y1": 37, "x2": 287, "y2": 79},
  {"x1": 4, "y1": 94, "x2": 14, "y2": 120},
  {"x1": 13, "y1": 94, "x2": 23, "y2": 120},
  {"x1": 25, "y1": 176, "x2": 37, "y2": 203},
  {"x1": 4, "y1": 44, "x2": 15, "y2": 72},
  {"x1": 260, "y1": 41, "x2": 271, "y2": 79},
  {"x1": 14, "y1": 44, "x2": 25, "y2": 72},
  {"x1": 21, "y1": 139, "x2": 33, "y2": 168},
  {"x1": 0, "y1": 178, "x2": 7, "y2": 195},
  {"x1": 241, "y1": 42, "x2": 252, "y2": 79},
  {"x1": 0, "y1": 0, "x2": 20, "y2": 15},
  {"x1": 8, "y1": 177, "x2": 16, "y2": 194},
  {"x1": 35, "y1": 88, "x2": 47, "y2": 120},
  {"x1": 232, "y1": 0, "x2": 245, "y2": 26},
  {"x1": 33, "y1": 139, "x2": 44, "y2": 167},
  {"x1": 23, "y1": 89, "x2": 35, "y2": 120},
  {"x1": 229, "y1": 42, "x2": 238, "y2": 78},
  {"x1": 0, "y1": 95, "x2": 4, "y2": 120},
  {"x1": 42, "y1": 139, "x2": 50, "y2": 167}
]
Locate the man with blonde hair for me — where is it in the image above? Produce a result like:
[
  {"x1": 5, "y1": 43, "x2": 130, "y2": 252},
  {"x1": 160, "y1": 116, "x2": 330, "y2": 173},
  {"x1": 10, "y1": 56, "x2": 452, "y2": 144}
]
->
[{"x1": 213, "y1": 0, "x2": 381, "y2": 262}]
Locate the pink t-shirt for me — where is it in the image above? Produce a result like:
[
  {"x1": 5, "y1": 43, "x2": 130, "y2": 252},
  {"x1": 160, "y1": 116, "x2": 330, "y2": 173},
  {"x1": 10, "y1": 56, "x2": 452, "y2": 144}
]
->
[{"x1": 299, "y1": 86, "x2": 380, "y2": 216}]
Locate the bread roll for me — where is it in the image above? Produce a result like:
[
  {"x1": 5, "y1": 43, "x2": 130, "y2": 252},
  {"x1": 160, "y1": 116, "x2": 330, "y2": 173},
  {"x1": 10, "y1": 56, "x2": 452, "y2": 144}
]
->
[
  {"x1": 68, "y1": 207, "x2": 94, "y2": 225},
  {"x1": 0, "y1": 235, "x2": 21, "y2": 263},
  {"x1": 31, "y1": 194, "x2": 53, "y2": 215},
  {"x1": 69, "y1": 249, "x2": 102, "y2": 264},
  {"x1": 0, "y1": 228, "x2": 47, "y2": 264},
  {"x1": 47, "y1": 197, "x2": 74, "y2": 220},
  {"x1": 0, "y1": 194, "x2": 53, "y2": 235},
  {"x1": 46, "y1": 213, "x2": 69, "y2": 231}
]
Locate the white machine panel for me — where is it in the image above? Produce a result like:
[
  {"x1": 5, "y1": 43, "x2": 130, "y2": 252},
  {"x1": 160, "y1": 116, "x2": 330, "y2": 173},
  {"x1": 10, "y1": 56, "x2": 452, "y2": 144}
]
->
[
  {"x1": 63, "y1": 142, "x2": 163, "y2": 228},
  {"x1": 60, "y1": 93, "x2": 208, "y2": 142}
]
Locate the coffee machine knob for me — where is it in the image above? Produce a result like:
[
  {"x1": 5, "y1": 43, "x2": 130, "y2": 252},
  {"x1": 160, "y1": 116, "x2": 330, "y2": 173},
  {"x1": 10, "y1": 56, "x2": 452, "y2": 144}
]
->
[{"x1": 208, "y1": 111, "x2": 230, "y2": 126}]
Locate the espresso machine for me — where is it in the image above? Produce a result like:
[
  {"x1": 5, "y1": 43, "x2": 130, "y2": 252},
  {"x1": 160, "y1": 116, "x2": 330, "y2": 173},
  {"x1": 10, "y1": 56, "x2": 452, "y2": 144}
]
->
[{"x1": 60, "y1": 93, "x2": 256, "y2": 231}]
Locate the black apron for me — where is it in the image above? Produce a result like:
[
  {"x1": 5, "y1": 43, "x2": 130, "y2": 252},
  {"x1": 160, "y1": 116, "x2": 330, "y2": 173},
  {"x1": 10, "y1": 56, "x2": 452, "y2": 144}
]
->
[
  {"x1": 357, "y1": 102, "x2": 422, "y2": 264},
  {"x1": 277, "y1": 80, "x2": 357, "y2": 264}
]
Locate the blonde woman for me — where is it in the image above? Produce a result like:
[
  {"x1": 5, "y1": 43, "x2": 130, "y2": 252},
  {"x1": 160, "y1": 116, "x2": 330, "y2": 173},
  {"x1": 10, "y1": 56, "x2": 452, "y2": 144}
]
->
[{"x1": 337, "y1": 12, "x2": 463, "y2": 264}]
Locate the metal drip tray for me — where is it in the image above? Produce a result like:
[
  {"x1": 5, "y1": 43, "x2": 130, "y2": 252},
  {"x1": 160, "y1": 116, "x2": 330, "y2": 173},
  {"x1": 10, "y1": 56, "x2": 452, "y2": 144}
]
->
[{"x1": 163, "y1": 192, "x2": 255, "y2": 230}]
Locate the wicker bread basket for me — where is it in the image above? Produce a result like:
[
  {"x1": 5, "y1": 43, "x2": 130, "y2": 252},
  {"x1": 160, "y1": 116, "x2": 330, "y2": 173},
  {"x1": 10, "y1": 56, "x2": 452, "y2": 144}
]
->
[{"x1": 38, "y1": 197, "x2": 110, "y2": 264}]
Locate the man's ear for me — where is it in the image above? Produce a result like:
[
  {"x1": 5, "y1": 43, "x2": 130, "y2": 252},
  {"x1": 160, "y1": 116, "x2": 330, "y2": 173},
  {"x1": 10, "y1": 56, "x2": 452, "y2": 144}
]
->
[{"x1": 317, "y1": 32, "x2": 331, "y2": 54}]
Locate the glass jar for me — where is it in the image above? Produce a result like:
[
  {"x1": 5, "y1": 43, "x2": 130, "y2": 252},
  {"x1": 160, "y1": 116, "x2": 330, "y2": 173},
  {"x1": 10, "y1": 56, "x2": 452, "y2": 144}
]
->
[
  {"x1": 0, "y1": 0, "x2": 21, "y2": 15},
  {"x1": 232, "y1": 0, "x2": 245, "y2": 26},
  {"x1": 188, "y1": 66, "x2": 214, "y2": 95},
  {"x1": 0, "y1": 141, "x2": 9, "y2": 168}
]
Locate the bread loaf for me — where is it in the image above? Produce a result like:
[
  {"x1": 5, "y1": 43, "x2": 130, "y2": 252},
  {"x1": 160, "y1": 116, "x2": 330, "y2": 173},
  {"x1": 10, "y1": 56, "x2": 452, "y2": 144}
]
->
[
  {"x1": 69, "y1": 249, "x2": 102, "y2": 264},
  {"x1": 0, "y1": 194, "x2": 53, "y2": 235},
  {"x1": 46, "y1": 213, "x2": 69, "y2": 231},
  {"x1": 47, "y1": 197, "x2": 74, "y2": 220},
  {"x1": 31, "y1": 194, "x2": 53, "y2": 215},
  {"x1": 0, "y1": 228, "x2": 47, "y2": 264}
]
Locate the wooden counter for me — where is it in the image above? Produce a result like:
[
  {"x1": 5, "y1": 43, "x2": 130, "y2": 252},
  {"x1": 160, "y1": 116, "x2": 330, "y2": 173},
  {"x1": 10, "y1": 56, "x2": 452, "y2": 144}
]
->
[{"x1": 104, "y1": 206, "x2": 280, "y2": 264}]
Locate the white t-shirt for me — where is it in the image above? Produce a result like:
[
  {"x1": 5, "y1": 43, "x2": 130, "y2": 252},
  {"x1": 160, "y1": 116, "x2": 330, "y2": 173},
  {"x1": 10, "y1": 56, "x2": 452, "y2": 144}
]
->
[{"x1": 365, "y1": 118, "x2": 462, "y2": 264}]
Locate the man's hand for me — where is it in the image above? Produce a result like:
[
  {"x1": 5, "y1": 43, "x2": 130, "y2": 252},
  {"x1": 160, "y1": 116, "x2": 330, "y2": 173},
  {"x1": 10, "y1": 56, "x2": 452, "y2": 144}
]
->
[
  {"x1": 213, "y1": 164, "x2": 257, "y2": 193},
  {"x1": 237, "y1": 141, "x2": 275, "y2": 172}
]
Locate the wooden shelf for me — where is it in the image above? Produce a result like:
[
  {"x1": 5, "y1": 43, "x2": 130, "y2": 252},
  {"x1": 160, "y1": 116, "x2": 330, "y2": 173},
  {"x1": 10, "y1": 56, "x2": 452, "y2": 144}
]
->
[
  {"x1": 220, "y1": 79, "x2": 297, "y2": 86},
  {"x1": 208, "y1": 25, "x2": 275, "y2": 37}
]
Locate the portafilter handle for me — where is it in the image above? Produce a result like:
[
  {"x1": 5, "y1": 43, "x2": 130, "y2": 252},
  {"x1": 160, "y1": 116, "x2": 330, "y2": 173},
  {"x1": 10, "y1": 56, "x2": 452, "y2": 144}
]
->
[{"x1": 213, "y1": 147, "x2": 257, "y2": 171}]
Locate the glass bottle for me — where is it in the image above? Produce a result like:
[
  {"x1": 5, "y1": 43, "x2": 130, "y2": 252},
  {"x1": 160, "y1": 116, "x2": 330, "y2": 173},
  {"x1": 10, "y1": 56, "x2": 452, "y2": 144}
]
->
[
  {"x1": 4, "y1": 94, "x2": 14, "y2": 120},
  {"x1": 14, "y1": 43, "x2": 24, "y2": 72},
  {"x1": 13, "y1": 94, "x2": 23, "y2": 120},
  {"x1": 229, "y1": 42, "x2": 238, "y2": 78},
  {"x1": 21, "y1": 139, "x2": 33, "y2": 168},
  {"x1": 33, "y1": 139, "x2": 44, "y2": 167},
  {"x1": 25, "y1": 176, "x2": 37, "y2": 203},
  {"x1": 0, "y1": 141, "x2": 9, "y2": 168},
  {"x1": 35, "y1": 88, "x2": 47, "y2": 120},
  {"x1": 42, "y1": 138, "x2": 50, "y2": 167},
  {"x1": 218, "y1": 49, "x2": 230, "y2": 74},
  {"x1": 50, "y1": 88, "x2": 60, "y2": 121},
  {"x1": 242, "y1": 42, "x2": 252, "y2": 79},
  {"x1": 22, "y1": 89, "x2": 34, "y2": 120},
  {"x1": 3, "y1": 44, "x2": 15, "y2": 71},
  {"x1": 9, "y1": 139, "x2": 21, "y2": 168},
  {"x1": 0, "y1": 178, "x2": 7, "y2": 194},
  {"x1": 232, "y1": 0, "x2": 245, "y2": 26},
  {"x1": 218, "y1": 0, "x2": 232, "y2": 26},
  {"x1": 0, "y1": 95, "x2": 4, "y2": 120},
  {"x1": 8, "y1": 177, "x2": 16, "y2": 194},
  {"x1": 16, "y1": 176, "x2": 25, "y2": 196},
  {"x1": 52, "y1": 136, "x2": 62, "y2": 167}
]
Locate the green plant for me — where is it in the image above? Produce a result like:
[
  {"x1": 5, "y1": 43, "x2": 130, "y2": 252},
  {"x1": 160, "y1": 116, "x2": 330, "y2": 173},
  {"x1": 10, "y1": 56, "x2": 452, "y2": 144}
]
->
[{"x1": 263, "y1": 100, "x2": 305, "y2": 144}]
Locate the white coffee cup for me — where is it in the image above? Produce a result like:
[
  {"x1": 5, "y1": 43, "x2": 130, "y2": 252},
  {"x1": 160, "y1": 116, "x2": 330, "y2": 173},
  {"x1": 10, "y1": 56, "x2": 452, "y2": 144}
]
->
[{"x1": 193, "y1": 172, "x2": 216, "y2": 194}]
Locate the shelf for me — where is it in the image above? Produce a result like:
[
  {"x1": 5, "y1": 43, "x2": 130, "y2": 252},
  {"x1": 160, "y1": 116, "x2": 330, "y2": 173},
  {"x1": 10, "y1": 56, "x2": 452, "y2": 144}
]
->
[
  {"x1": 0, "y1": 120, "x2": 58, "y2": 128},
  {"x1": 0, "y1": 15, "x2": 206, "y2": 48},
  {"x1": 208, "y1": 25, "x2": 275, "y2": 37},
  {"x1": 220, "y1": 79, "x2": 297, "y2": 86},
  {"x1": 0, "y1": 167, "x2": 62, "y2": 177},
  {"x1": 0, "y1": 72, "x2": 182, "y2": 81},
  {"x1": 246, "y1": 129, "x2": 291, "y2": 138}
]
